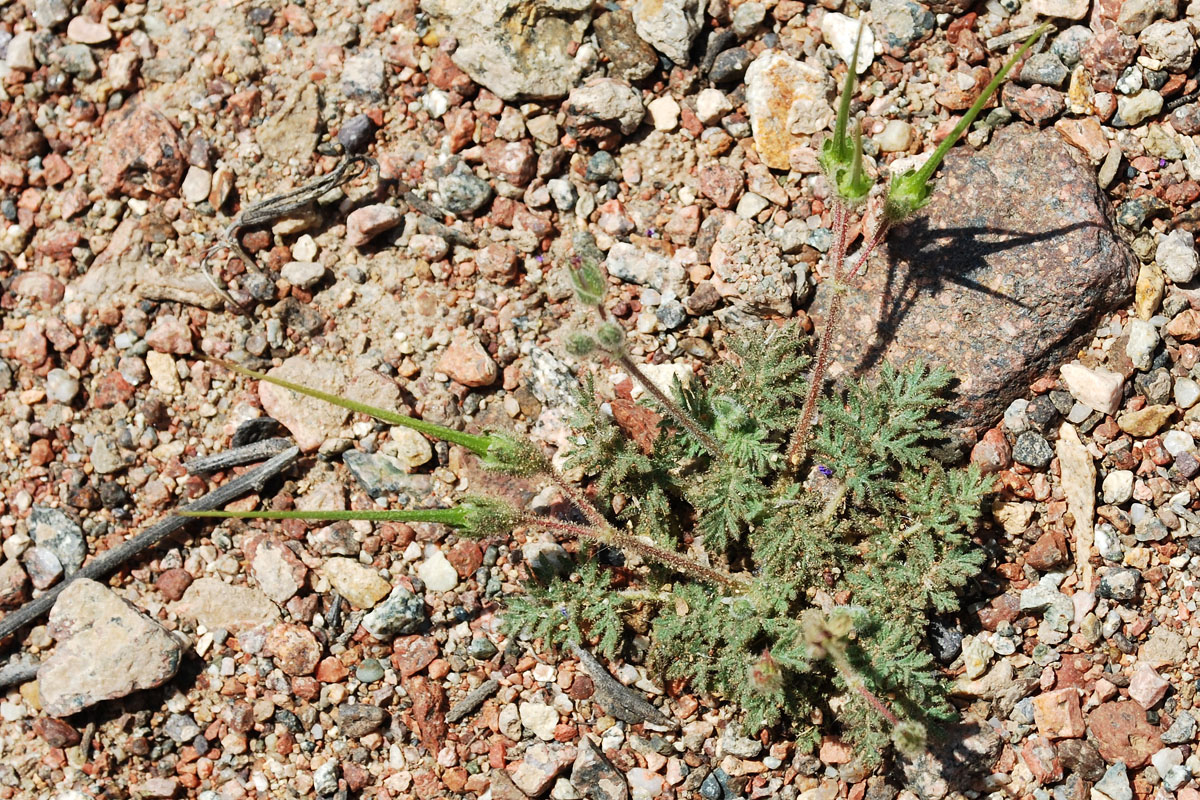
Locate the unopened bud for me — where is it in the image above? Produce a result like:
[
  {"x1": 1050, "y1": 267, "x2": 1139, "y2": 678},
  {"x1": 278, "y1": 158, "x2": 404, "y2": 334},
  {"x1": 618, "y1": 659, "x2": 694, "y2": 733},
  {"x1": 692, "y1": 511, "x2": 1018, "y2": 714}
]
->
[
  {"x1": 569, "y1": 257, "x2": 607, "y2": 307},
  {"x1": 892, "y1": 721, "x2": 927, "y2": 758},
  {"x1": 826, "y1": 608, "x2": 855, "y2": 639},
  {"x1": 596, "y1": 322, "x2": 625, "y2": 352},
  {"x1": 565, "y1": 333, "x2": 598, "y2": 357},
  {"x1": 749, "y1": 650, "x2": 783, "y2": 695}
]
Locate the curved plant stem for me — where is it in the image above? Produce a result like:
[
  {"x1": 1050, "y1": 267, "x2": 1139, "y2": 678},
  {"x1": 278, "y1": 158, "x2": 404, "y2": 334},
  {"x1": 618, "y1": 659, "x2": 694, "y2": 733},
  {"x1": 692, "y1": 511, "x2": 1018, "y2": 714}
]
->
[
  {"x1": 614, "y1": 353, "x2": 724, "y2": 460},
  {"x1": 521, "y1": 514, "x2": 748, "y2": 591}
]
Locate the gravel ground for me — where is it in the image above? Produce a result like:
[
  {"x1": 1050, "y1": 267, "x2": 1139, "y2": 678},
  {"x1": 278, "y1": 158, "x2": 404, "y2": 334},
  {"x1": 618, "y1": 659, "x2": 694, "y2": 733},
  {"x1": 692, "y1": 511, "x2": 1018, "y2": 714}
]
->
[{"x1": 3, "y1": 0, "x2": 1200, "y2": 797}]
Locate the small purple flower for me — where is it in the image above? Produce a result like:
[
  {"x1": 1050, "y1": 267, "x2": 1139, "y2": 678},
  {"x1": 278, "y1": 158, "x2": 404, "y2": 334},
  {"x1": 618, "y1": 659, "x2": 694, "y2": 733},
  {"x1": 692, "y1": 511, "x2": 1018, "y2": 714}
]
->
[
  {"x1": 1160, "y1": 158, "x2": 1167, "y2": 168},
  {"x1": 817, "y1": 464, "x2": 833, "y2": 477}
]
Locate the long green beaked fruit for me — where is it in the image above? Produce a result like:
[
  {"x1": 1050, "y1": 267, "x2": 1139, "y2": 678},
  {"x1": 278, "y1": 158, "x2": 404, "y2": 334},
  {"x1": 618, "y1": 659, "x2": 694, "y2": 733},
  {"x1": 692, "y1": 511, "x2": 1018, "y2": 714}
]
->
[
  {"x1": 183, "y1": 496, "x2": 522, "y2": 539},
  {"x1": 819, "y1": 19, "x2": 872, "y2": 206},
  {"x1": 207, "y1": 358, "x2": 549, "y2": 477},
  {"x1": 884, "y1": 22, "x2": 1052, "y2": 222}
]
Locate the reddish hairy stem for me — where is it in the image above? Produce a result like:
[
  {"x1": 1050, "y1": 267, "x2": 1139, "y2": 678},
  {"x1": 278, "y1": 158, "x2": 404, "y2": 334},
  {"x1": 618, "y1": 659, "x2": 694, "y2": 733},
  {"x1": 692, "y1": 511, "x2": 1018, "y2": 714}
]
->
[
  {"x1": 852, "y1": 682, "x2": 900, "y2": 726},
  {"x1": 788, "y1": 202, "x2": 850, "y2": 468}
]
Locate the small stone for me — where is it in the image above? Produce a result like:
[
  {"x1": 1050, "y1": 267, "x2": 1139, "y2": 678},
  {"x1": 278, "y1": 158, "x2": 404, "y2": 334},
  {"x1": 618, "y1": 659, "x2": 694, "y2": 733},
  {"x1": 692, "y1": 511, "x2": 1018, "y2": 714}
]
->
[
  {"x1": 1113, "y1": 90, "x2": 1163, "y2": 127},
  {"x1": 417, "y1": 547, "x2": 459, "y2": 592},
  {"x1": 1157, "y1": 229, "x2": 1198, "y2": 283},
  {"x1": 1140, "y1": 627, "x2": 1187, "y2": 669},
  {"x1": 1163, "y1": 429, "x2": 1193, "y2": 456},
  {"x1": 45, "y1": 369, "x2": 80, "y2": 404},
  {"x1": 1125, "y1": 318, "x2": 1160, "y2": 370},
  {"x1": 632, "y1": 0, "x2": 704, "y2": 65},
  {"x1": 1168, "y1": 308, "x2": 1200, "y2": 341},
  {"x1": 821, "y1": 13, "x2": 874, "y2": 73},
  {"x1": 1061, "y1": 364, "x2": 1123, "y2": 415},
  {"x1": 594, "y1": 10, "x2": 658, "y2": 84},
  {"x1": 1093, "y1": 762, "x2": 1132, "y2": 800},
  {"x1": 511, "y1": 742, "x2": 578, "y2": 796},
  {"x1": 1019, "y1": 52, "x2": 1070, "y2": 88},
  {"x1": 1117, "y1": 405, "x2": 1173, "y2": 436},
  {"x1": 337, "y1": 703, "x2": 386, "y2": 737},
  {"x1": 647, "y1": 96, "x2": 681, "y2": 132},
  {"x1": 439, "y1": 163, "x2": 493, "y2": 217},
  {"x1": 323, "y1": 558, "x2": 391, "y2": 609},
  {"x1": 698, "y1": 165, "x2": 745, "y2": 210},
  {"x1": 1162, "y1": 711, "x2": 1197, "y2": 744},
  {"x1": 1026, "y1": 529, "x2": 1069, "y2": 570},
  {"x1": 1116, "y1": 0, "x2": 1176, "y2": 35},
  {"x1": 32, "y1": 0, "x2": 69, "y2": 29},
  {"x1": 180, "y1": 166, "x2": 212, "y2": 204},
  {"x1": 437, "y1": 334, "x2": 499, "y2": 387},
  {"x1": 30, "y1": 506, "x2": 85, "y2": 575},
  {"x1": 1033, "y1": 688, "x2": 1085, "y2": 739},
  {"x1": 361, "y1": 584, "x2": 426, "y2": 639},
  {"x1": 155, "y1": 569, "x2": 192, "y2": 602},
  {"x1": 962, "y1": 636, "x2": 993, "y2": 679},
  {"x1": 5, "y1": 32, "x2": 36, "y2": 72},
  {"x1": 281, "y1": 261, "x2": 325, "y2": 289},
  {"x1": 1013, "y1": 431, "x2": 1054, "y2": 468},
  {"x1": 342, "y1": 49, "x2": 386, "y2": 99},
  {"x1": 1141, "y1": 20, "x2": 1196, "y2": 71},
  {"x1": 356, "y1": 659, "x2": 385, "y2": 683},
  {"x1": 246, "y1": 537, "x2": 306, "y2": 604},
  {"x1": 1135, "y1": 262, "x2": 1165, "y2": 319},
  {"x1": 1098, "y1": 568, "x2": 1142, "y2": 601},
  {"x1": 469, "y1": 637, "x2": 499, "y2": 660},
  {"x1": 313, "y1": 762, "x2": 339, "y2": 797},
  {"x1": 1102, "y1": 470, "x2": 1134, "y2": 504},
  {"x1": 39, "y1": 579, "x2": 182, "y2": 716},
  {"x1": 520, "y1": 702, "x2": 560, "y2": 740},
  {"x1": 482, "y1": 140, "x2": 536, "y2": 187},
  {"x1": 695, "y1": 89, "x2": 732, "y2": 125},
  {"x1": 346, "y1": 204, "x2": 403, "y2": 247},
  {"x1": 264, "y1": 623, "x2": 321, "y2": 676},
  {"x1": 386, "y1": 428, "x2": 433, "y2": 470},
  {"x1": 1175, "y1": 377, "x2": 1200, "y2": 408},
  {"x1": 567, "y1": 78, "x2": 645, "y2": 136},
  {"x1": 23, "y1": 548, "x2": 63, "y2": 590},
  {"x1": 1054, "y1": 117, "x2": 1110, "y2": 161},
  {"x1": 99, "y1": 105, "x2": 187, "y2": 199},
  {"x1": 744, "y1": 50, "x2": 832, "y2": 170},
  {"x1": 871, "y1": 0, "x2": 935, "y2": 56},
  {"x1": 66, "y1": 16, "x2": 112, "y2": 44},
  {"x1": 709, "y1": 47, "x2": 753, "y2": 84},
  {"x1": 1031, "y1": 0, "x2": 1090, "y2": 19},
  {"x1": 174, "y1": 577, "x2": 280, "y2": 633},
  {"x1": 876, "y1": 119, "x2": 913, "y2": 152},
  {"x1": 338, "y1": 114, "x2": 376, "y2": 153},
  {"x1": 571, "y1": 738, "x2": 627, "y2": 800},
  {"x1": 1129, "y1": 662, "x2": 1171, "y2": 708}
]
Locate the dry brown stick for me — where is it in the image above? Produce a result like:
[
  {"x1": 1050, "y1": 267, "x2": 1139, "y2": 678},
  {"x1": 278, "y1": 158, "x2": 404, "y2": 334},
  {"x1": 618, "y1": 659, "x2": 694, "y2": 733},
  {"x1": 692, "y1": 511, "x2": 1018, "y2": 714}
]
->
[{"x1": 0, "y1": 445, "x2": 301, "y2": 645}]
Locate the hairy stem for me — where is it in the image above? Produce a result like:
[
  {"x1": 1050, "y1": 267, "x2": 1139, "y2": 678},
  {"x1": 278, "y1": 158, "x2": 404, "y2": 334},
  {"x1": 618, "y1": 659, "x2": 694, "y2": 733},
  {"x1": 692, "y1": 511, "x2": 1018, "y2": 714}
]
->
[
  {"x1": 545, "y1": 467, "x2": 612, "y2": 531},
  {"x1": 788, "y1": 202, "x2": 850, "y2": 468},
  {"x1": 522, "y1": 515, "x2": 748, "y2": 591},
  {"x1": 828, "y1": 645, "x2": 901, "y2": 726},
  {"x1": 614, "y1": 354, "x2": 724, "y2": 460}
]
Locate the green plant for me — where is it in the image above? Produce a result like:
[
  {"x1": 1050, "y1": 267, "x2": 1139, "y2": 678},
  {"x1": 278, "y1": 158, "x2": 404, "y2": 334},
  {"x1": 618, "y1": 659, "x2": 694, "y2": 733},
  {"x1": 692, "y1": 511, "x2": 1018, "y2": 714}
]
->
[{"x1": 182, "y1": 22, "x2": 1051, "y2": 762}]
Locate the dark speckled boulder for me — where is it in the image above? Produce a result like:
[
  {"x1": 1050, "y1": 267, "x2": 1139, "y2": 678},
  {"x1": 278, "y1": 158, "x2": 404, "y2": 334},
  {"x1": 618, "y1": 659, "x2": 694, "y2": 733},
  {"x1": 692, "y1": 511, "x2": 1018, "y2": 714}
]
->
[{"x1": 812, "y1": 123, "x2": 1137, "y2": 440}]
